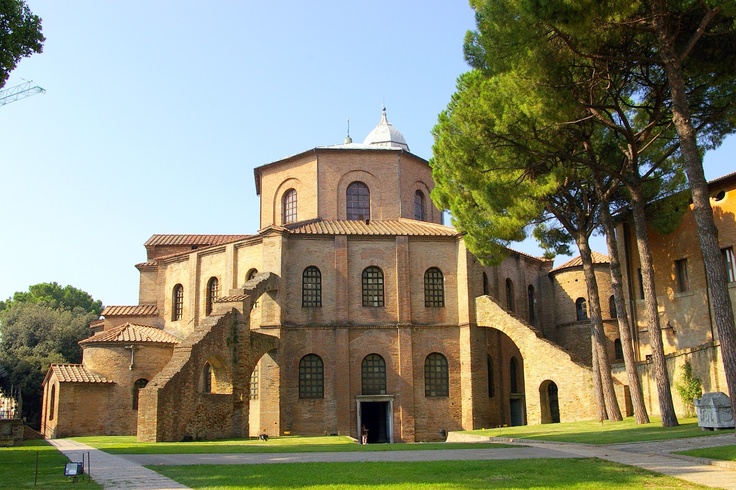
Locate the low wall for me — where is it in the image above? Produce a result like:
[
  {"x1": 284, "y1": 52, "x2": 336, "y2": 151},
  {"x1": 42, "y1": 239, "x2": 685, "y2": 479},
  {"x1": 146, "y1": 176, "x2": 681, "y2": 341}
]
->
[{"x1": 0, "y1": 419, "x2": 24, "y2": 446}]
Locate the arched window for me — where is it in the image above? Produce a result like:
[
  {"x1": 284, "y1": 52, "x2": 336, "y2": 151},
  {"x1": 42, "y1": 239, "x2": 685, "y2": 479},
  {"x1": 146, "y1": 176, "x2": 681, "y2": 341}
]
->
[
  {"x1": 614, "y1": 339, "x2": 624, "y2": 360},
  {"x1": 482, "y1": 272, "x2": 490, "y2": 296},
  {"x1": 206, "y1": 277, "x2": 219, "y2": 315},
  {"x1": 424, "y1": 267, "x2": 444, "y2": 307},
  {"x1": 283, "y1": 188, "x2": 297, "y2": 224},
  {"x1": 576, "y1": 297, "x2": 588, "y2": 321},
  {"x1": 414, "y1": 190, "x2": 426, "y2": 221},
  {"x1": 299, "y1": 354, "x2": 324, "y2": 399},
  {"x1": 347, "y1": 181, "x2": 370, "y2": 220},
  {"x1": 172, "y1": 284, "x2": 184, "y2": 321},
  {"x1": 246, "y1": 268, "x2": 258, "y2": 281},
  {"x1": 202, "y1": 362, "x2": 212, "y2": 393},
  {"x1": 362, "y1": 266, "x2": 384, "y2": 307},
  {"x1": 609, "y1": 295, "x2": 617, "y2": 319},
  {"x1": 527, "y1": 285, "x2": 536, "y2": 324},
  {"x1": 510, "y1": 357, "x2": 519, "y2": 393},
  {"x1": 132, "y1": 378, "x2": 148, "y2": 410},
  {"x1": 302, "y1": 266, "x2": 322, "y2": 307},
  {"x1": 49, "y1": 385, "x2": 56, "y2": 420},
  {"x1": 505, "y1": 278, "x2": 515, "y2": 312},
  {"x1": 487, "y1": 355, "x2": 494, "y2": 398},
  {"x1": 424, "y1": 353, "x2": 449, "y2": 397},
  {"x1": 250, "y1": 364, "x2": 259, "y2": 400},
  {"x1": 361, "y1": 354, "x2": 387, "y2": 395}
]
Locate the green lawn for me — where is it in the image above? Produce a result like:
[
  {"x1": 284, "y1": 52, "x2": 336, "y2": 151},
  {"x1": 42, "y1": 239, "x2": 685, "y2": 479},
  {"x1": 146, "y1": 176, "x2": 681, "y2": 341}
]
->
[
  {"x1": 465, "y1": 416, "x2": 728, "y2": 444},
  {"x1": 150, "y1": 459, "x2": 706, "y2": 489},
  {"x1": 73, "y1": 434, "x2": 512, "y2": 454},
  {"x1": 0, "y1": 439, "x2": 102, "y2": 489},
  {"x1": 677, "y1": 445, "x2": 736, "y2": 461}
]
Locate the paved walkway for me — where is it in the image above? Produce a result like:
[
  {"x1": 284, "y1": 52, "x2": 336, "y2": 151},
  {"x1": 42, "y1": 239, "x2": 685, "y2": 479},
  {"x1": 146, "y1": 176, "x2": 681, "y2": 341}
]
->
[
  {"x1": 48, "y1": 438, "x2": 189, "y2": 490},
  {"x1": 50, "y1": 434, "x2": 736, "y2": 489}
]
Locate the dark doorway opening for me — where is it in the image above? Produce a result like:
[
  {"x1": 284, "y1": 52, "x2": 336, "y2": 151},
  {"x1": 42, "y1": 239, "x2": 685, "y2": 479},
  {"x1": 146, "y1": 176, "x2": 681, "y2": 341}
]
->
[
  {"x1": 361, "y1": 401, "x2": 389, "y2": 443},
  {"x1": 510, "y1": 398, "x2": 523, "y2": 426},
  {"x1": 547, "y1": 382, "x2": 560, "y2": 423}
]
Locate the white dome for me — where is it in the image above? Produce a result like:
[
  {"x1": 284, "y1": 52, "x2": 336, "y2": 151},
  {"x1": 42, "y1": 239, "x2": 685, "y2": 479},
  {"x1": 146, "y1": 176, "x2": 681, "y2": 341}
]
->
[{"x1": 362, "y1": 107, "x2": 409, "y2": 151}]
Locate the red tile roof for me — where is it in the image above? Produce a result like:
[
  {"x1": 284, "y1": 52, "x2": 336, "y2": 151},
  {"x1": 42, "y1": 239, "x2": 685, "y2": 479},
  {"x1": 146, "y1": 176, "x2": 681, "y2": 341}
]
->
[
  {"x1": 551, "y1": 251, "x2": 610, "y2": 272},
  {"x1": 144, "y1": 234, "x2": 252, "y2": 247},
  {"x1": 80, "y1": 323, "x2": 180, "y2": 345},
  {"x1": 286, "y1": 219, "x2": 459, "y2": 237},
  {"x1": 50, "y1": 364, "x2": 113, "y2": 383},
  {"x1": 101, "y1": 305, "x2": 158, "y2": 317}
]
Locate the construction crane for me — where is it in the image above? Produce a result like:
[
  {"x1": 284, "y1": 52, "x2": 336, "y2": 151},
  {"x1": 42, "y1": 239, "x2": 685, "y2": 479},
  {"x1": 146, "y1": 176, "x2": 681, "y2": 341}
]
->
[{"x1": 0, "y1": 80, "x2": 45, "y2": 107}]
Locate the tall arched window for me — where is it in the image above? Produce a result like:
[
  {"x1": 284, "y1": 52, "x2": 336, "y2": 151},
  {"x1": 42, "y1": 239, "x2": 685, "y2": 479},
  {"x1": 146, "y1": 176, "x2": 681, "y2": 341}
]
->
[
  {"x1": 361, "y1": 354, "x2": 387, "y2": 395},
  {"x1": 132, "y1": 378, "x2": 148, "y2": 410},
  {"x1": 299, "y1": 354, "x2": 324, "y2": 399},
  {"x1": 246, "y1": 269, "x2": 258, "y2": 281},
  {"x1": 424, "y1": 352, "x2": 449, "y2": 397},
  {"x1": 609, "y1": 295, "x2": 617, "y2": 319},
  {"x1": 527, "y1": 285, "x2": 536, "y2": 324},
  {"x1": 482, "y1": 272, "x2": 489, "y2": 296},
  {"x1": 505, "y1": 278, "x2": 515, "y2": 312},
  {"x1": 424, "y1": 267, "x2": 444, "y2": 307},
  {"x1": 614, "y1": 339, "x2": 624, "y2": 360},
  {"x1": 250, "y1": 365, "x2": 259, "y2": 400},
  {"x1": 302, "y1": 266, "x2": 322, "y2": 307},
  {"x1": 49, "y1": 385, "x2": 56, "y2": 420},
  {"x1": 487, "y1": 355, "x2": 494, "y2": 398},
  {"x1": 347, "y1": 182, "x2": 370, "y2": 220},
  {"x1": 202, "y1": 362, "x2": 212, "y2": 393},
  {"x1": 576, "y1": 297, "x2": 588, "y2": 321},
  {"x1": 172, "y1": 284, "x2": 184, "y2": 321},
  {"x1": 206, "y1": 277, "x2": 219, "y2": 315},
  {"x1": 414, "y1": 190, "x2": 426, "y2": 221},
  {"x1": 362, "y1": 266, "x2": 384, "y2": 307},
  {"x1": 510, "y1": 357, "x2": 519, "y2": 393},
  {"x1": 283, "y1": 188, "x2": 297, "y2": 224}
]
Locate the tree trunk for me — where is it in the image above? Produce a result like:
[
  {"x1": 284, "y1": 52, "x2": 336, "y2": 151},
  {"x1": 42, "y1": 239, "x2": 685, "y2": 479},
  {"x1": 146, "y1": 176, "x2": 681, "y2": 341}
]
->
[
  {"x1": 600, "y1": 199, "x2": 650, "y2": 424},
  {"x1": 591, "y1": 343, "x2": 607, "y2": 421},
  {"x1": 651, "y1": 0, "x2": 736, "y2": 420},
  {"x1": 628, "y1": 179, "x2": 679, "y2": 426},
  {"x1": 578, "y1": 234, "x2": 623, "y2": 421}
]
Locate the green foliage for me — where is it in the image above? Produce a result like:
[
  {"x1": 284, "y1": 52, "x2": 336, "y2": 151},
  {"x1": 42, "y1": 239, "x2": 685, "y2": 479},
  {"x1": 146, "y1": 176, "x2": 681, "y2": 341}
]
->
[
  {"x1": 0, "y1": 283, "x2": 101, "y2": 428},
  {"x1": 676, "y1": 360, "x2": 703, "y2": 417},
  {"x1": 0, "y1": 0, "x2": 45, "y2": 88},
  {"x1": 1, "y1": 281, "x2": 103, "y2": 316}
]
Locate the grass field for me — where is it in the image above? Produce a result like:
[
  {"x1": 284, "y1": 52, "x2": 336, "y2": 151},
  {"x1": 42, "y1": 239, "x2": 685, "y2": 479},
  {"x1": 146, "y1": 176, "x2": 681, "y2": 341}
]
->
[
  {"x1": 0, "y1": 439, "x2": 102, "y2": 489},
  {"x1": 73, "y1": 416, "x2": 721, "y2": 455},
  {"x1": 150, "y1": 459, "x2": 707, "y2": 489},
  {"x1": 677, "y1": 444, "x2": 736, "y2": 461},
  {"x1": 465, "y1": 416, "x2": 726, "y2": 444},
  {"x1": 73, "y1": 434, "x2": 512, "y2": 454}
]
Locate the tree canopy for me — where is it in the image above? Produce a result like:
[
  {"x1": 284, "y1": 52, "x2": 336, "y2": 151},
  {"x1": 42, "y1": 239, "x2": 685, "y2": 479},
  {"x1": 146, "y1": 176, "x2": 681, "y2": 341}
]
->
[
  {"x1": 0, "y1": 281, "x2": 103, "y2": 316},
  {"x1": 0, "y1": 0, "x2": 45, "y2": 89},
  {"x1": 0, "y1": 283, "x2": 101, "y2": 428},
  {"x1": 432, "y1": 0, "x2": 736, "y2": 426}
]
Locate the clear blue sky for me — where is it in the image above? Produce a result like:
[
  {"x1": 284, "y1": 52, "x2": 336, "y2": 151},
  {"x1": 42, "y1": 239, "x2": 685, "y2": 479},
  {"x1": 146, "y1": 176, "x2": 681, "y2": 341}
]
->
[{"x1": 1, "y1": 1, "x2": 733, "y2": 307}]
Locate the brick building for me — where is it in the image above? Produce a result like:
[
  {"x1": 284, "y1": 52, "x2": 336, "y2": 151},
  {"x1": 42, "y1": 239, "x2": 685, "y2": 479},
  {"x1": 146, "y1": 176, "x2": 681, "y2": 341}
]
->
[{"x1": 41, "y1": 110, "x2": 735, "y2": 441}]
